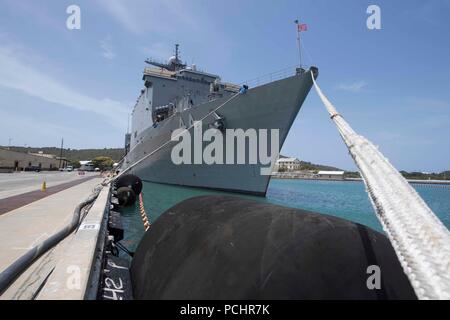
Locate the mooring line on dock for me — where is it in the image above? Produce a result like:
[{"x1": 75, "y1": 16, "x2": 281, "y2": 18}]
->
[
  {"x1": 312, "y1": 72, "x2": 450, "y2": 300},
  {"x1": 139, "y1": 192, "x2": 150, "y2": 231}
]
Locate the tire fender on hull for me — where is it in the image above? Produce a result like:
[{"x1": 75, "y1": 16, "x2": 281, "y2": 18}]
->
[{"x1": 130, "y1": 195, "x2": 416, "y2": 300}]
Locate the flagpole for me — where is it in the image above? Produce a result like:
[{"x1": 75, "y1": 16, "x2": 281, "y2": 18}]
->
[{"x1": 295, "y1": 19, "x2": 302, "y2": 68}]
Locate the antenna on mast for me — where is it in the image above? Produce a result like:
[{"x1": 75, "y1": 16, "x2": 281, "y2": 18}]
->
[{"x1": 175, "y1": 44, "x2": 180, "y2": 60}]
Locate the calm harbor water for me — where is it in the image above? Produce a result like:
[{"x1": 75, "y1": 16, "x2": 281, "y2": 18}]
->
[{"x1": 120, "y1": 179, "x2": 450, "y2": 252}]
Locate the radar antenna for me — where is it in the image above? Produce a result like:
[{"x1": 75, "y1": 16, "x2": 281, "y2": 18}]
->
[{"x1": 145, "y1": 44, "x2": 186, "y2": 72}]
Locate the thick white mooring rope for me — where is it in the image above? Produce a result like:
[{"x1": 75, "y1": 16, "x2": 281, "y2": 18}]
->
[{"x1": 311, "y1": 73, "x2": 450, "y2": 300}]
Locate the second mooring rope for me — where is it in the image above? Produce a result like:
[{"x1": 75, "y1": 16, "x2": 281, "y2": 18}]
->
[
  {"x1": 311, "y1": 72, "x2": 450, "y2": 300},
  {"x1": 139, "y1": 193, "x2": 150, "y2": 231}
]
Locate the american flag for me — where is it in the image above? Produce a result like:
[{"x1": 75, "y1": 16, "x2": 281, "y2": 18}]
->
[
  {"x1": 294, "y1": 20, "x2": 308, "y2": 32},
  {"x1": 298, "y1": 23, "x2": 308, "y2": 32}
]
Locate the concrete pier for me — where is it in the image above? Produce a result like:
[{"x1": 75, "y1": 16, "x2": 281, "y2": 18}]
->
[
  {"x1": 0, "y1": 171, "x2": 98, "y2": 200},
  {"x1": 0, "y1": 174, "x2": 106, "y2": 299},
  {"x1": 37, "y1": 187, "x2": 110, "y2": 300}
]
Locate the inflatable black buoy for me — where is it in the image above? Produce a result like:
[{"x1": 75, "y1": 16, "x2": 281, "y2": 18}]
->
[
  {"x1": 115, "y1": 174, "x2": 143, "y2": 195},
  {"x1": 116, "y1": 186, "x2": 136, "y2": 207},
  {"x1": 130, "y1": 195, "x2": 417, "y2": 300}
]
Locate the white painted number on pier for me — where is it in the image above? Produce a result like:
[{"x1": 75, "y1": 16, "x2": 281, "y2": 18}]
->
[
  {"x1": 67, "y1": 265, "x2": 81, "y2": 290},
  {"x1": 79, "y1": 223, "x2": 100, "y2": 231},
  {"x1": 66, "y1": 5, "x2": 81, "y2": 30}
]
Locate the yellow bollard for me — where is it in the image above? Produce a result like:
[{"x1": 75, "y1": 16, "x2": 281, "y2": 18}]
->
[{"x1": 41, "y1": 181, "x2": 46, "y2": 192}]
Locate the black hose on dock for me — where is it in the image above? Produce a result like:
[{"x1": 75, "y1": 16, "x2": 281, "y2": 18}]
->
[{"x1": 0, "y1": 186, "x2": 103, "y2": 296}]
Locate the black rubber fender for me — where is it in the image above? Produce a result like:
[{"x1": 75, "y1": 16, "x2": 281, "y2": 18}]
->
[
  {"x1": 130, "y1": 195, "x2": 416, "y2": 300},
  {"x1": 115, "y1": 174, "x2": 143, "y2": 195},
  {"x1": 116, "y1": 186, "x2": 136, "y2": 207}
]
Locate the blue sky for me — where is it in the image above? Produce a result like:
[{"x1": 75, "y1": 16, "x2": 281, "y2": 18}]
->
[{"x1": 0, "y1": 0, "x2": 449, "y2": 172}]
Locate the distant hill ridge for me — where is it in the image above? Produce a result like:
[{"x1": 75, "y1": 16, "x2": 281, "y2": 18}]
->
[
  {"x1": 298, "y1": 161, "x2": 342, "y2": 172},
  {"x1": 4, "y1": 148, "x2": 447, "y2": 180},
  {"x1": 1, "y1": 146, "x2": 124, "y2": 162},
  {"x1": 2, "y1": 148, "x2": 341, "y2": 170}
]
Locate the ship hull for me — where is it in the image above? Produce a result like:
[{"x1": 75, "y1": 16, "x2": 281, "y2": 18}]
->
[{"x1": 123, "y1": 71, "x2": 314, "y2": 196}]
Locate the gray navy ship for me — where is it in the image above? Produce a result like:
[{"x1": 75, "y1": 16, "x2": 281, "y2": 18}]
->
[{"x1": 121, "y1": 45, "x2": 318, "y2": 196}]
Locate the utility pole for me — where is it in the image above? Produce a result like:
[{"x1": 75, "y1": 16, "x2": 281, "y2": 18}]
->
[
  {"x1": 8, "y1": 138, "x2": 12, "y2": 150},
  {"x1": 59, "y1": 138, "x2": 64, "y2": 169}
]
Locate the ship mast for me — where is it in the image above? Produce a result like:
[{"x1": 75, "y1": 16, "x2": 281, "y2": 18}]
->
[
  {"x1": 145, "y1": 44, "x2": 186, "y2": 72},
  {"x1": 175, "y1": 44, "x2": 180, "y2": 61}
]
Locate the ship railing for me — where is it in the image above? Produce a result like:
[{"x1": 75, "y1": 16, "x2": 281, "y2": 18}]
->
[
  {"x1": 145, "y1": 57, "x2": 167, "y2": 65},
  {"x1": 143, "y1": 67, "x2": 176, "y2": 78},
  {"x1": 241, "y1": 64, "x2": 302, "y2": 88}
]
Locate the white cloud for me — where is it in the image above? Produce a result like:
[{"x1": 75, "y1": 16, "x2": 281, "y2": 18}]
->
[
  {"x1": 0, "y1": 108, "x2": 82, "y2": 143},
  {"x1": 0, "y1": 107, "x2": 123, "y2": 149},
  {"x1": 97, "y1": 0, "x2": 143, "y2": 35},
  {"x1": 336, "y1": 81, "x2": 368, "y2": 93},
  {"x1": 0, "y1": 44, "x2": 128, "y2": 130},
  {"x1": 97, "y1": 0, "x2": 198, "y2": 35},
  {"x1": 140, "y1": 42, "x2": 172, "y2": 60},
  {"x1": 1, "y1": 0, "x2": 60, "y2": 29},
  {"x1": 100, "y1": 35, "x2": 116, "y2": 60}
]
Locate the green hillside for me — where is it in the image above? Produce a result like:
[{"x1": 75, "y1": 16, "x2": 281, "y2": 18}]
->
[
  {"x1": 2, "y1": 146, "x2": 125, "y2": 162},
  {"x1": 298, "y1": 161, "x2": 342, "y2": 172}
]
